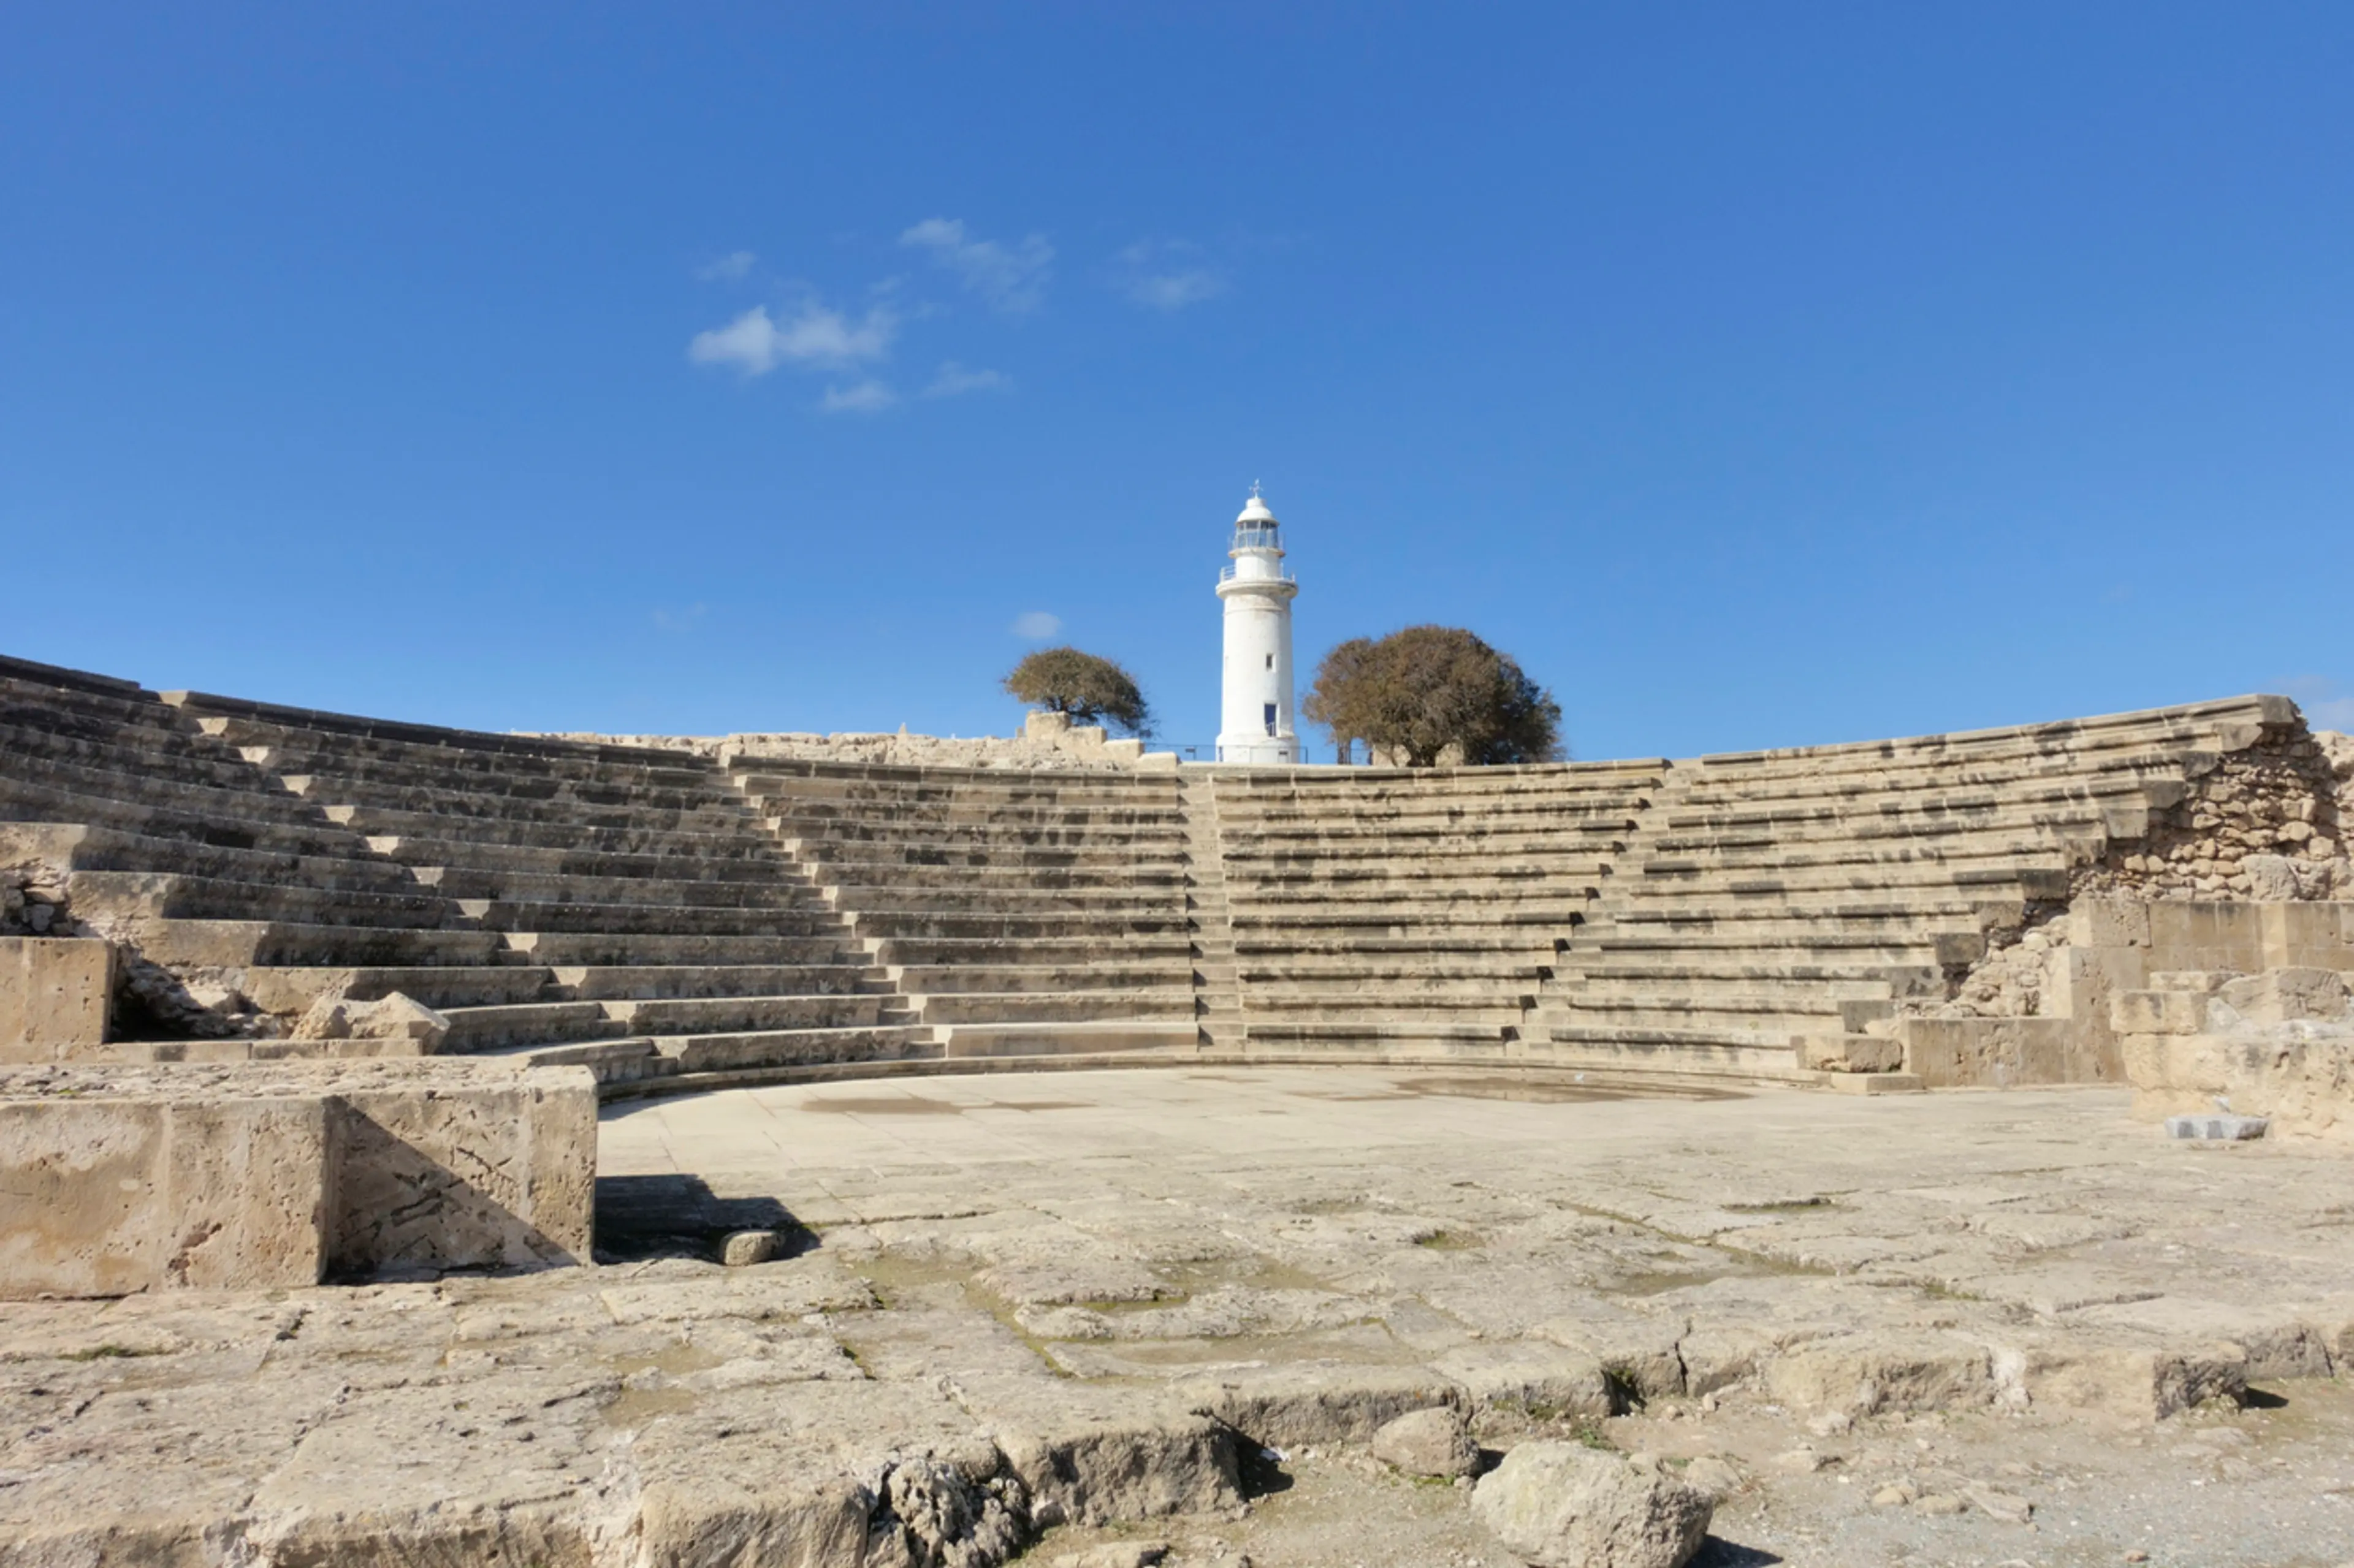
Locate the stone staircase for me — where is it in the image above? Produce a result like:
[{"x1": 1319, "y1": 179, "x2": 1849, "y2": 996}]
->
[
  {"x1": 1179, "y1": 773, "x2": 1243, "y2": 1049},
  {"x1": 1209, "y1": 759, "x2": 1664, "y2": 1057},
  {"x1": 1524, "y1": 695, "x2": 2291, "y2": 1081},
  {"x1": 727, "y1": 757, "x2": 1198, "y2": 1061}
]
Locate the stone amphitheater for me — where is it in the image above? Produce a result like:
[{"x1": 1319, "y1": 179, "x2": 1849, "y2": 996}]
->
[{"x1": 4, "y1": 649, "x2": 2353, "y2": 1567}]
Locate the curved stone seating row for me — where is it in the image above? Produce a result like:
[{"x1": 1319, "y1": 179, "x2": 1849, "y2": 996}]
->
[
  {"x1": 1206, "y1": 760, "x2": 1664, "y2": 1054},
  {"x1": 1526, "y1": 696, "x2": 2294, "y2": 1079},
  {"x1": 728, "y1": 756, "x2": 1198, "y2": 1059},
  {"x1": 0, "y1": 653, "x2": 2309, "y2": 1095}
]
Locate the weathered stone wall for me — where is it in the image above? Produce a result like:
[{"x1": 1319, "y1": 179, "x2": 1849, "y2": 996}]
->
[
  {"x1": 2086, "y1": 725, "x2": 2350, "y2": 902},
  {"x1": 0, "y1": 937, "x2": 111, "y2": 1060},
  {"x1": 2116, "y1": 965, "x2": 2354, "y2": 1139},
  {"x1": 0, "y1": 1061, "x2": 595, "y2": 1297},
  {"x1": 533, "y1": 709, "x2": 1160, "y2": 771}
]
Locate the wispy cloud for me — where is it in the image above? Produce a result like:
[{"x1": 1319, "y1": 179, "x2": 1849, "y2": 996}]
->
[
  {"x1": 652, "y1": 603, "x2": 709, "y2": 631},
  {"x1": 822, "y1": 379, "x2": 896, "y2": 414},
  {"x1": 688, "y1": 302, "x2": 896, "y2": 376},
  {"x1": 2282, "y1": 676, "x2": 2354, "y2": 731},
  {"x1": 901, "y1": 218, "x2": 1053, "y2": 313},
  {"x1": 1011, "y1": 611, "x2": 1062, "y2": 639},
  {"x1": 1118, "y1": 240, "x2": 1227, "y2": 311},
  {"x1": 695, "y1": 250, "x2": 756, "y2": 282},
  {"x1": 924, "y1": 361, "x2": 1010, "y2": 398}
]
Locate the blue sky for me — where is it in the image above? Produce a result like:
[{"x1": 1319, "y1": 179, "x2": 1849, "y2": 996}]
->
[{"x1": 5, "y1": 4, "x2": 2350, "y2": 758}]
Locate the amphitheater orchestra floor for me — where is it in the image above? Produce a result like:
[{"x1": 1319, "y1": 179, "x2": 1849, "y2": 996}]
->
[{"x1": 596, "y1": 1067, "x2": 2354, "y2": 1566}]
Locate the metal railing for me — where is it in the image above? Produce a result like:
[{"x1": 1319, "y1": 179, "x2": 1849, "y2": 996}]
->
[{"x1": 1217, "y1": 563, "x2": 1297, "y2": 584}]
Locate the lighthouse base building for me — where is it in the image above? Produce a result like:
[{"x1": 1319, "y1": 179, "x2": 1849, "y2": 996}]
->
[{"x1": 1215, "y1": 487, "x2": 1302, "y2": 764}]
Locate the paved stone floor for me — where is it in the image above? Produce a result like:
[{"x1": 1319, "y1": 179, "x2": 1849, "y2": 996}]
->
[
  {"x1": 6, "y1": 1068, "x2": 2353, "y2": 1565},
  {"x1": 600, "y1": 1067, "x2": 2354, "y2": 1566}
]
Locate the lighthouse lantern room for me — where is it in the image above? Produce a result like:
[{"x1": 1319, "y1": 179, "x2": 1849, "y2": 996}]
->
[{"x1": 1215, "y1": 485, "x2": 1301, "y2": 764}]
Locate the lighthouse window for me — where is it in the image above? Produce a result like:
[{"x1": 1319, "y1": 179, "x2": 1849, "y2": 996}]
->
[
  {"x1": 1263, "y1": 703, "x2": 1278, "y2": 735},
  {"x1": 1264, "y1": 654, "x2": 1273, "y2": 670}
]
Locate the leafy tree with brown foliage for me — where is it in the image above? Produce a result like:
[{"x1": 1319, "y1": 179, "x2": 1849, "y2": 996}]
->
[
  {"x1": 1002, "y1": 647, "x2": 1153, "y2": 738},
  {"x1": 1303, "y1": 625, "x2": 1563, "y2": 766}
]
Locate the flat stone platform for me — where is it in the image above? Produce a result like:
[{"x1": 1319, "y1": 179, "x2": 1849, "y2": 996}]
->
[{"x1": 4, "y1": 1070, "x2": 2351, "y2": 1565}]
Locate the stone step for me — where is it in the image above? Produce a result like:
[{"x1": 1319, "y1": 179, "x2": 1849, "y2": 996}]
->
[
  {"x1": 1529, "y1": 1028, "x2": 1807, "y2": 1081},
  {"x1": 1657, "y1": 777, "x2": 2181, "y2": 832},
  {"x1": 1619, "y1": 864, "x2": 2073, "y2": 902},
  {"x1": 1239, "y1": 1020, "x2": 1511, "y2": 1050},
  {"x1": 915, "y1": 988, "x2": 1196, "y2": 1024},
  {"x1": 0, "y1": 752, "x2": 341, "y2": 835},
  {"x1": 0, "y1": 820, "x2": 422, "y2": 898},
  {"x1": 1220, "y1": 822, "x2": 1632, "y2": 851},
  {"x1": 750, "y1": 797, "x2": 1189, "y2": 829},
  {"x1": 780, "y1": 837, "x2": 1190, "y2": 871},
  {"x1": 1571, "y1": 930, "x2": 1985, "y2": 966},
  {"x1": 547, "y1": 963, "x2": 879, "y2": 1001},
  {"x1": 1542, "y1": 993, "x2": 1868, "y2": 1033},
  {"x1": 232, "y1": 738, "x2": 718, "y2": 795},
  {"x1": 416, "y1": 866, "x2": 826, "y2": 911},
  {"x1": 1233, "y1": 932, "x2": 1561, "y2": 959},
  {"x1": 1243, "y1": 991, "x2": 1528, "y2": 1021},
  {"x1": 889, "y1": 961, "x2": 1195, "y2": 994},
  {"x1": 1667, "y1": 753, "x2": 2208, "y2": 810},
  {"x1": 443, "y1": 992, "x2": 892, "y2": 1052},
  {"x1": 0, "y1": 778, "x2": 366, "y2": 862},
  {"x1": 1644, "y1": 802, "x2": 2146, "y2": 854},
  {"x1": 1230, "y1": 861, "x2": 1612, "y2": 888},
  {"x1": 129, "y1": 918, "x2": 509, "y2": 970},
  {"x1": 238, "y1": 964, "x2": 560, "y2": 1015},
  {"x1": 1238, "y1": 973, "x2": 1534, "y2": 1001},
  {"x1": 1238, "y1": 955, "x2": 1546, "y2": 983},
  {"x1": 1597, "y1": 896, "x2": 2025, "y2": 929},
  {"x1": 874, "y1": 934, "x2": 1195, "y2": 967},
  {"x1": 283, "y1": 773, "x2": 760, "y2": 832},
  {"x1": 1632, "y1": 838, "x2": 2098, "y2": 875},
  {"x1": 456, "y1": 897, "x2": 844, "y2": 937},
  {"x1": 1674, "y1": 700, "x2": 2279, "y2": 779},
  {"x1": 333, "y1": 801, "x2": 785, "y2": 859},
  {"x1": 0, "y1": 717, "x2": 297, "y2": 795},
  {"x1": 500, "y1": 930, "x2": 859, "y2": 966},
  {"x1": 66, "y1": 869, "x2": 465, "y2": 930},
  {"x1": 936, "y1": 1019, "x2": 1197, "y2": 1058},
  {"x1": 847, "y1": 910, "x2": 1190, "y2": 941},
  {"x1": 363, "y1": 832, "x2": 794, "y2": 882},
  {"x1": 1559, "y1": 959, "x2": 1946, "y2": 993},
  {"x1": 1228, "y1": 886, "x2": 1601, "y2": 913},
  {"x1": 806, "y1": 859, "x2": 1188, "y2": 890},
  {"x1": 184, "y1": 709, "x2": 718, "y2": 785},
  {"x1": 820, "y1": 884, "x2": 1185, "y2": 916},
  {"x1": 1230, "y1": 905, "x2": 1585, "y2": 931}
]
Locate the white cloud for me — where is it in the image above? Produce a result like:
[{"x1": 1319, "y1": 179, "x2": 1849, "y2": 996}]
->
[
  {"x1": 821, "y1": 379, "x2": 896, "y2": 413},
  {"x1": 1011, "y1": 611, "x2": 1062, "y2": 639},
  {"x1": 695, "y1": 250, "x2": 755, "y2": 281},
  {"x1": 1127, "y1": 269, "x2": 1224, "y2": 310},
  {"x1": 688, "y1": 302, "x2": 897, "y2": 376},
  {"x1": 1118, "y1": 241, "x2": 1227, "y2": 311},
  {"x1": 2277, "y1": 677, "x2": 2354, "y2": 733},
  {"x1": 924, "y1": 361, "x2": 1010, "y2": 398},
  {"x1": 652, "y1": 603, "x2": 709, "y2": 631},
  {"x1": 901, "y1": 218, "x2": 1053, "y2": 313}
]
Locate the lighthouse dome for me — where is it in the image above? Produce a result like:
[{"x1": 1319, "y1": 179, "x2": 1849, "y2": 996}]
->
[{"x1": 1236, "y1": 492, "x2": 1278, "y2": 527}]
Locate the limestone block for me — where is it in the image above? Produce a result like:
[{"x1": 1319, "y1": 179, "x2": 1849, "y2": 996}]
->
[
  {"x1": 1472, "y1": 1443, "x2": 1713, "y2": 1568},
  {"x1": 2215, "y1": 967, "x2": 2349, "y2": 1024},
  {"x1": 2146, "y1": 902, "x2": 2266, "y2": 975},
  {"x1": 2111, "y1": 990, "x2": 2207, "y2": 1037},
  {"x1": 1370, "y1": 1405, "x2": 1480, "y2": 1478},
  {"x1": 1176, "y1": 1363, "x2": 1465, "y2": 1447},
  {"x1": 1800, "y1": 1034, "x2": 1903, "y2": 1073},
  {"x1": 2263, "y1": 900, "x2": 2354, "y2": 970},
  {"x1": 0, "y1": 1087, "x2": 328, "y2": 1297},
  {"x1": 2068, "y1": 897, "x2": 2150, "y2": 951},
  {"x1": 328, "y1": 1064, "x2": 596, "y2": 1274},
  {"x1": 293, "y1": 991, "x2": 451, "y2": 1054},
  {"x1": 0, "y1": 938, "x2": 113, "y2": 1062},
  {"x1": 1898, "y1": 1017, "x2": 2092, "y2": 1089}
]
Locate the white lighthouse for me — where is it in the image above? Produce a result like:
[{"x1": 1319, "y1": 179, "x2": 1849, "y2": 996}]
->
[{"x1": 1215, "y1": 485, "x2": 1301, "y2": 764}]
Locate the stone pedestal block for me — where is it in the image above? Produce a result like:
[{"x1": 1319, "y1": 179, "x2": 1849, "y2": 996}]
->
[
  {"x1": 0, "y1": 938, "x2": 112, "y2": 1062},
  {"x1": 0, "y1": 1061, "x2": 596, "y2": 1297}
]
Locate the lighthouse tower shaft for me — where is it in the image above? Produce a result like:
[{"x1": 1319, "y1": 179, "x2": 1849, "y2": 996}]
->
[{"x1": 1216, "y1": 490, "x2": 1301, "y2": 765}]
